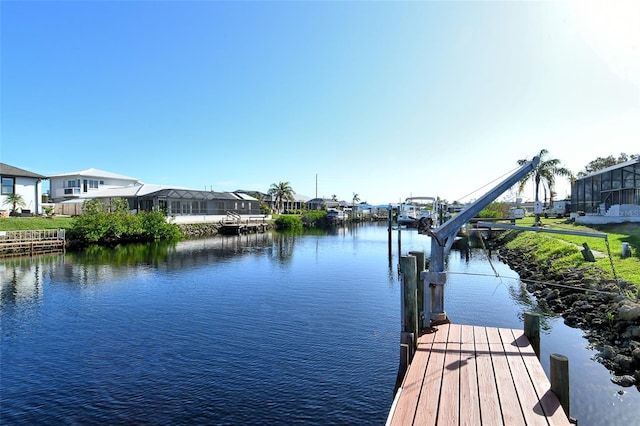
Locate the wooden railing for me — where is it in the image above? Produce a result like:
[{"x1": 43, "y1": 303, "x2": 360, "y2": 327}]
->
[{"x1": 0, "y1": 229, "x2": 66, "y2": 258}]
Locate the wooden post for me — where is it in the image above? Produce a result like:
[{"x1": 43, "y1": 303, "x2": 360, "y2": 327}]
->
[
  {"x1": 409, "y1": 251, "x2": 426, "y2": 329},
  {"x1": 550, "y1": 353, "x2": 572, "y2": 422},
  {"x1": 395, "y1": 332, "x2": 415, "y2": 394},
  {"x1": 397, "y1": 226, "x2": 402, "y2": 260},
  {"x1": 524, "y1": 311, "x2": 541, "y2": 359},
  {"x1": 388, "y1": 207, "x2": 393, "y2": 258},
  {"x1": 399, "y1": 255, "x2": 418, "y2": 349}
]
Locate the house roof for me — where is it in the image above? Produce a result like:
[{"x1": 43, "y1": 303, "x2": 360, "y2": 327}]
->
[
  {"x1": 84, "y1": 183, "x2": 190, "y2": 198},
  {"x1": 82, "y1": 184, "x2": 258, "y2": 201},
  {"x1": 578, "y1": 157, "x2": 640, "y2": 180},
  {"x1": 0, "y1": 163, "x2": 46, "y2": 179},
  {"x1": 48, "y1": 168, "x2": 140, "y2": 182}
]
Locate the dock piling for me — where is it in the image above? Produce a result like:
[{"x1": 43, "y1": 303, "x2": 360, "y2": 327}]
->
[
  {"x1": 408, "y1": 251, "x2": 426, "y2": 329},
  {"x1": 524, "y1": 311, "x2": 541, "y2": 359},
  {"x1": 550, "y1": 353, "x2": 574, "y2": 423},
  {"x1": 399, "y1": 255, "x2": 418, "y2": 349}
]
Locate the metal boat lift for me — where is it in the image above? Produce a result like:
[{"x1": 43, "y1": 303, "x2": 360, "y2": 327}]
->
[{"x1": 420, "y1": 155, "x2": 540, "y2": 324}]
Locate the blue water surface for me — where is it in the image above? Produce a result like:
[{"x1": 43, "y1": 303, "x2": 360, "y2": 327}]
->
[{"x1": 1, "y1": 223, "x2": 638, "y2": 425}]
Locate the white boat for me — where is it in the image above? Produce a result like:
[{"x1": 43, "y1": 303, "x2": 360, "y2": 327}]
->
[
  {"x1": 397, "y1": 203, "x2": 418, "y2": 225},
  {"x1": 398, "y1": 197, "x2": 438, "y2": 227},
  {"x1": 327, "y1": 208, "x2": 347, "y2": 222}
]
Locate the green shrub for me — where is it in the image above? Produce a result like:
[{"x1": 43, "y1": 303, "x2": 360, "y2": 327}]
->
[
  {"x1": 140, "y1": 211, "x2": 182, "y2": 240},
  {"x1": 301, "y1": 210, "x2": 327, "y2": 229},
  {"x1": 274, "y1": 215, "x2": 303, "y2": 231},
  {"x1": 71, "y1": 198, "x2": 181, "y2": 244},
  {"x1": 478, "y1": 202, "x2": 509, "y2": 218}
]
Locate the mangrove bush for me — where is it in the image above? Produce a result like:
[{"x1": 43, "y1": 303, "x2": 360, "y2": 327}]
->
[{"x1": 70, "y1": 198, "x2": 181, "y2": 244}]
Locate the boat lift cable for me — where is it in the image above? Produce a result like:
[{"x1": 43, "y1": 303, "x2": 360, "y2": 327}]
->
[
  {"x1": 454, "y1": 165, "x2": 521, "y2": 203},
  {"x1": 478, "y1": 234, "x2": 499, "y2": 277},
  {"x1": 446, "y1": 271, "x2": 622, "y2": 296}
]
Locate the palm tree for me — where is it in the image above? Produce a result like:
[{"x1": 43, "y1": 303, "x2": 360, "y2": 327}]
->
[
  {"x1": 517, "y1": 149, "x2": 573, "y2": 222},
  {"x1": 268, "y1": 181, "x2": 294, "y2": 214},
  {"x1": 352, "y1": 193, "x2": 360, "y2": 219},
  {"x1": 2, "y1": 193, "x2": 26, "y2": 213}
]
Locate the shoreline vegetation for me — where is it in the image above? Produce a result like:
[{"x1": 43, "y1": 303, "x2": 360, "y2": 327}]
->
[
  {"x1": 2, "y1": 208, "x2": 639, "y2": 386},
  {"x1": 0, "y1": 213, "x2": 637, "y2": 284}
]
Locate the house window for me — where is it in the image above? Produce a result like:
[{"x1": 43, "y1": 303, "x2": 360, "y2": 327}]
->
[{"x1": 1, "y1": 177, "x2": 14, "y2": 195}]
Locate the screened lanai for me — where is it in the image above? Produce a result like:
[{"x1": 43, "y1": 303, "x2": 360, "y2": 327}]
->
[
  {"x1": 571, "y1": 158, "x2": 640, "y2": 216},
  {"x1": 133, "y1": 188, "x2": 262, "y2": 216}
]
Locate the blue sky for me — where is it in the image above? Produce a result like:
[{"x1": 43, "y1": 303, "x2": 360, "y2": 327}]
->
[{"x1": 2, "y1": 1, "x2": 638, "y2": 205}]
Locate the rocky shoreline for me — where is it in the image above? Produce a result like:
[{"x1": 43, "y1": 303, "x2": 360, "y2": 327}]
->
[
  {"x1": 178, "y1": 223, "x2": 221, "y2": 238},
  {"x1": 489, "y1": 234, "x2": 640, "y2": 390}
]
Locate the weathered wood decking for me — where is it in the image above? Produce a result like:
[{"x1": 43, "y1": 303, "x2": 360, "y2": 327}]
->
[
  {"x1": 388, "y1": 323, "x2": 571, "y2": 426},
  {"x1": 0, "y1": 229, "x2": 66, "y2": 258}
]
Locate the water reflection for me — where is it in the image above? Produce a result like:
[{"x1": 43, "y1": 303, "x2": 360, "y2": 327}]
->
[
  {"x1": 0, "y1": 255, "x2": 60, "y2": 306},
  {"x1": 2, "y1": 224, "x2": 639, "y2": 425}
]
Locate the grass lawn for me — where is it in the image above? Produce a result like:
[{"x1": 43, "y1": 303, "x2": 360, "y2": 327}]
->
[
  {"x1": 509, "y1": 216, "x2": 640, "y2": 287},
  {"x1": 0, "y1": 216, "x2": 75, "y2": 231}
]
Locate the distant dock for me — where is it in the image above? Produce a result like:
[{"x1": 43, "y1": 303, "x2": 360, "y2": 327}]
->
[
  {"x1": 0, "y1": 229, "x2": 66, "y2": 258},
  {"x1": 218, "y1": 215, "x2": 271, "y2": 235}
]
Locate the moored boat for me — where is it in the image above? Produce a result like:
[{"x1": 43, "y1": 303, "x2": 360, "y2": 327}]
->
[{"x1": 327, "y1": 208, "x2": 347, "y2": 222}]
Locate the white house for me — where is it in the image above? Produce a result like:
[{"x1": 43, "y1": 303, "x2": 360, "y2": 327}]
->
[
  {"x1": 0, "y1": 163, "x2": 46, "y2": 216},
  {"x1": 48, "y1": 167, "x2": 266, "y2": 223},
  {"x1": 48, "y1": 168, "x2": 141, "y2": 203}
]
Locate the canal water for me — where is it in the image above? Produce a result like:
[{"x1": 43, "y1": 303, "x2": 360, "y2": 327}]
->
[{"x1": 1, "y1": 223, "x2": 638, "y2": 425}]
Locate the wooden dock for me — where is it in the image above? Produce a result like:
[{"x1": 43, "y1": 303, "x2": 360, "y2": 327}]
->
[
  {"x1": 0, "y1": 229, "x2": 66, "y2": 258},
  {"x1": 218, "y1": 221, "x2": 270, "y2": 235},
  {"x1": 387, "y1": 323, "x2": 571, "y2": 426}
]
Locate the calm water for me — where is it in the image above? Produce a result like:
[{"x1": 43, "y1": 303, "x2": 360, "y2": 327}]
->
[{"x1": 1, "y1": 223, "x2": 639, "y2": 425}]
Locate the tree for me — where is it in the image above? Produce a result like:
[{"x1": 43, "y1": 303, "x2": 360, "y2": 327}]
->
[
  {"x1": 2, "y1": 193, "x2": 26, "y2": 213},
  {"x1": 352, "y1": 193, "x2": 360, "y2": 219},
  {"x1": 517, "y1": 149, "x2": 573, "y2": 222},
  {"x1": 576, "y1": 153, "x2": 639, "y2": 177},
  {"x1": 268, "y1": 181, "x2": 294, "y2": 214}
]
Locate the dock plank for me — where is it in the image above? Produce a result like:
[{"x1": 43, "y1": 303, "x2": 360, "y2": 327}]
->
[
  {"x1": 486, "y1": 326, "x2": 526, "y2": 425},
  {"x1": 498, "y1": 328, "x2": 548, "y2": 426},
  {"x1": 510, "y1": 329, "x2": 570, "y2": 425},
  {"x1": 413, "y1": 323, "x2": 449, "y2": 426},
  {"x1": 459, "y1": 325, "x2": 480, "y2": 426},
  {"x1": 388, "y1": 323, "x2": 571, "y2": 426},
  {"x1": 390, "y1": 330, "x2": 437, "y2": 425},
  {"x1": 438, "y1": 323, "x2": 461, "y2": 426}
]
